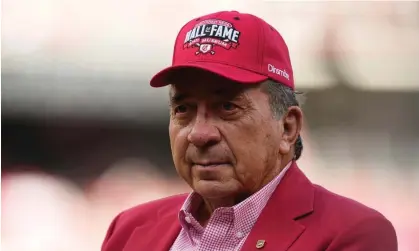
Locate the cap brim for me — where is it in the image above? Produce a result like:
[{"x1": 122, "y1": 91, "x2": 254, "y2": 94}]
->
[{"x1": 150, "y1": 62, "x2": 268, "y2": 87}]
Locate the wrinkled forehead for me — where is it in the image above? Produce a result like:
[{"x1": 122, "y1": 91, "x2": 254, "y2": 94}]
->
[{"x1": 168, "y1": 68, "x2": 255, "y2": 99}]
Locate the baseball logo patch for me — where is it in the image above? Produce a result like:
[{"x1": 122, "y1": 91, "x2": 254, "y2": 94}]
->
[{"x1": 183, "y1": 19, "x2": 241, "y2": 55}]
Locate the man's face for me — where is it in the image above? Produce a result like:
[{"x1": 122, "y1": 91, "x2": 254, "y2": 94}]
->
[{"x1": 168, "y1": 70, "x2": 297, "y2": 201}]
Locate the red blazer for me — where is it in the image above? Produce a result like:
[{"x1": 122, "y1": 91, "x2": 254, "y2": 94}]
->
[{"x1": 101, "y1": 163, "x2": 397, "y2": 251}]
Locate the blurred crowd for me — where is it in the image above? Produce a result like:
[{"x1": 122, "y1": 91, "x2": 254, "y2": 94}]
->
[{"x1": 1, "y1": 160, "x2": 190, "y2": 251}]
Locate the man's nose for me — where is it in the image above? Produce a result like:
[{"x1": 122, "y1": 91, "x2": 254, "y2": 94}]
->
[{"x1": 187, "y1": 116, "x2": 221, "y2": 148}]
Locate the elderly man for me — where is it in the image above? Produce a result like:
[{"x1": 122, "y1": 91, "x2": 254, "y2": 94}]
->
[{"x1": 101, "y1": 11, "x2": 397, "y2": 251}]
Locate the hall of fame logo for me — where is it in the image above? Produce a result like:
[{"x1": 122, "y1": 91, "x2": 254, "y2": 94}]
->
[{"x1": 183, "y1": 19, "x2": 241, "y2": 55}]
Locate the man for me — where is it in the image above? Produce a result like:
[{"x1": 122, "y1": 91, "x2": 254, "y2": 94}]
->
[{"x1": 101, "y1": 11, "x2": 397, "y2": 251}]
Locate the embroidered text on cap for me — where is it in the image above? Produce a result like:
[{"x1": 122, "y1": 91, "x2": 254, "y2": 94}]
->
[
  {"x1": 183, "y1": 19, "x2": 241, "y2": 55},
  {"x1": 268, "y1": 64, "x2": 290, "y2": 81}
]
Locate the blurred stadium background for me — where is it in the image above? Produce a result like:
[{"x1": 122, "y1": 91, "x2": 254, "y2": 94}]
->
[{"x1": 1, "y1": 1, "x2": 419, "y2": 250}]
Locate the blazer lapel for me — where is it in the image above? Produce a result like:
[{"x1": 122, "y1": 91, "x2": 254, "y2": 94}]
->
[
  {"x1": 123, "y1": 208, "x2": 181, "y2": 251},
  {"x1": 241, "y1": 162, "x2": 315, "y2": 251}
]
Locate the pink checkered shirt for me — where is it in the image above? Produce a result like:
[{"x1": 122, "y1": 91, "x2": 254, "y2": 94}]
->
[{"x1": 170, "y1": 162, "x2": 292, "y2": 251}]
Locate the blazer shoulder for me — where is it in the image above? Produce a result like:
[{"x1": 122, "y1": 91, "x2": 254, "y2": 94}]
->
[
  {"x1": 314, "y1": 184, "x2": 386, "y2": 218},
  {"x1": 315, "y1": 186, "x2": 398, "y2": 251},
  {"x1": 312, "y1": 184, "x2": 394, "y2": 231},
  {"x1": 101, "y1": 193, "x2": 188, "y2": 251}
]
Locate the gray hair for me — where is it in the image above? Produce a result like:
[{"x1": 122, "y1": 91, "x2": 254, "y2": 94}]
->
[{"x1": 260, "y1": 80, "x2": 304, "y2": 160}]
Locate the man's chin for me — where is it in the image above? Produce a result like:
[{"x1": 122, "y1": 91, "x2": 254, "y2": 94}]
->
[{"x1": 194, "y1": 180, "x2": 239, "y2": 200}]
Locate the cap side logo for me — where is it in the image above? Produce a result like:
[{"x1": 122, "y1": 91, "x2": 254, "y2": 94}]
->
[
  {"x1": 183, "y1": 19, "x2": 241, "y2": 55},
  {"x1": 268, "y1": 64, "x2": 290, "y2": 81}
]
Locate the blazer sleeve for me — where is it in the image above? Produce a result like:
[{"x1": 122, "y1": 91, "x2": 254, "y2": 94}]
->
[
  {"x1": 326, "y1": 215, "x2": 398, "y2": 251},
  {"x1": 101, "y1": 212, "x2": 123, "y2": 251}
]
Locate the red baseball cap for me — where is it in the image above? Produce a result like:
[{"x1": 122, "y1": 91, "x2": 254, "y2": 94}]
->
[{"x1": 150, "y1": 11, "x2": 294, "y2": 89}]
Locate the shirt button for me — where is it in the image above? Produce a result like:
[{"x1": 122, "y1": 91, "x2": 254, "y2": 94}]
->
[
  {"x1": 185, "y1": 216, "x2": 192, "y2": 223},
  {"x1": 235, "y1": 231, "x2": 244, "y2": 238}
]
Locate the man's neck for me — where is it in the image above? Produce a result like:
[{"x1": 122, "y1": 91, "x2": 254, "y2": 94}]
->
[{"x1": 195, "y1": 157, "x2": 293, "y2": 226}]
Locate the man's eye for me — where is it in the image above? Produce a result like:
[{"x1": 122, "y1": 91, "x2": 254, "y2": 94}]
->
[
  {"x1": 174, "y1": 105, "x2": 188, "y2": 114},
  {"x1": 221, "y1": 102, "x2": 237, "y2": 111}
]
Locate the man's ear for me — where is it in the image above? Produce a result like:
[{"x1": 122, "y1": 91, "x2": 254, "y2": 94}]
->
[{"x1": 278, "y1": 106, "x2": 303, "y2": 155}]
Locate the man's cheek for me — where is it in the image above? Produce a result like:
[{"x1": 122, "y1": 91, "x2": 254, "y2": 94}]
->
[{"x1": 234, "y1": 164, "x2": 253, "y2": 183}]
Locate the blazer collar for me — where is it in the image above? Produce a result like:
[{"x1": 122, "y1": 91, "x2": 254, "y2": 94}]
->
[
  {"x1": 241, "y1": 161, "x2": 315, "y2": 251},
  {"x1": 122, "y1": 203, "x2": 182, "y2": 251}
]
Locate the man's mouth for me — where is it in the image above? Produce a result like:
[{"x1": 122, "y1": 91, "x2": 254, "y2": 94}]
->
[{"x1": 193, "y1": 162, "x2": 230, "y2": 168}]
